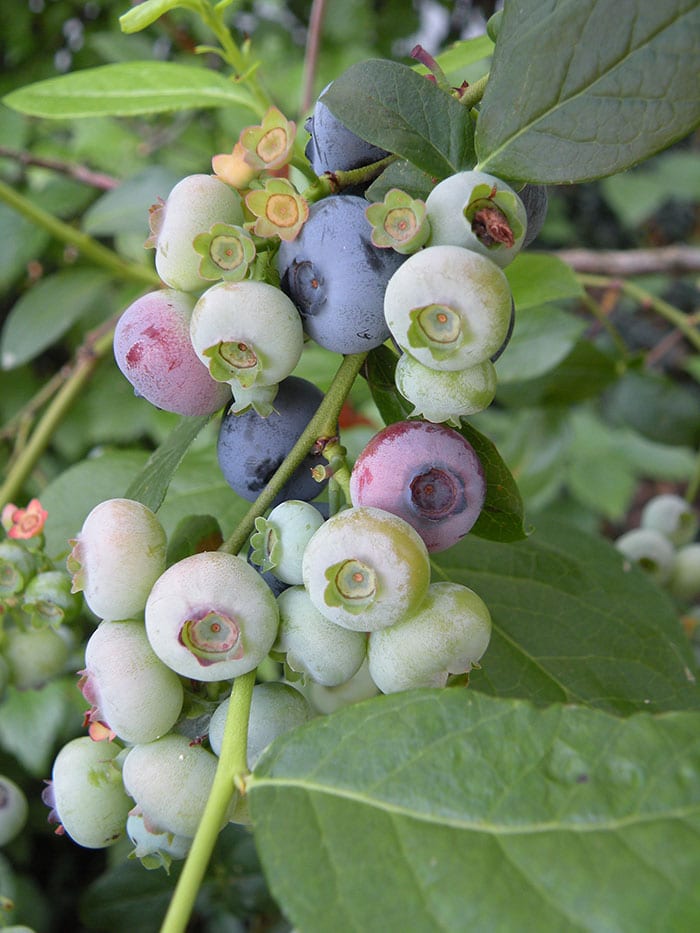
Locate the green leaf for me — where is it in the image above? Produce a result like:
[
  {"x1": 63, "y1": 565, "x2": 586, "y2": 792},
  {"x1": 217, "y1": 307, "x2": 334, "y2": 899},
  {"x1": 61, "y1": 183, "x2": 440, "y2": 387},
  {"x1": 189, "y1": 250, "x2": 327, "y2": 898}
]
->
[
  {"x1": 366, "y1": 160, "x2": 436, "y2": 202},
  {"x1": 496, "y1": 305, "x2": 586, "y2": 384},
  {"x1": 427, "y1": 34, "x2": 494, "y2": 76},
  {"x1": 125, "y1": 413, "x2": 212, "y2": 513},
  {"x1": 321, "y1": 60, "x2": 475, "y2": 179},
  {"x1": 2, "y1": 62, "x2": 256, "y2": 119},
  {"x1": 0, "y1": 269, "x2": 112, "y2": 369},
  {"x1": 0, "y1": 203, "x2": 50, "y2": 291},
  {"x1": 365, "y1": 346, "x2": 527, "y2": 542},
  {"x1": 476, "y1": 0, "x2": 700, "y2": 183},
  {"x1": 40, "y1": 449, "x2": 150, "y2": 559},
  {"x1": 505, "y1": 252, "x2": 583, "y2": 309},
  {"x1": 0, "y1": 679, "x2": 86, "y2": 777},
  {"x1": 605, "y1": 369, "x2": 700, "y2": 447},
  {"x1": 497, "y1": 339, "x2": 621, "y2": 407},
  {"x1": 438, "y1": 517, "x2": 700, "y2": 713},
  {"x1": 458, "y1": 421, "x2": 527, "y2": 542},
  {"x1": 250, "y1": 691, "x2": 700, "y2": 933},
  {"x1": 119, "y1": 0, "x2": 199, "y2": 34},
  {"x1": 81, "y1": 166, "x2": 180, "y2": 237}
]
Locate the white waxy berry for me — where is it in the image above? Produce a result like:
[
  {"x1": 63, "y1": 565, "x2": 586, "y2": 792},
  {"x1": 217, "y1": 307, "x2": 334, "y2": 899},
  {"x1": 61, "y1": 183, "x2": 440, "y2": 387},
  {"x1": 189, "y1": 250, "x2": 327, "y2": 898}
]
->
[
  {"x1": 145, "y1": 551, "x2": 279, "y2": 681},
  {"x1": 250, "y1": 500, "x2": 325, "y2": 585}
]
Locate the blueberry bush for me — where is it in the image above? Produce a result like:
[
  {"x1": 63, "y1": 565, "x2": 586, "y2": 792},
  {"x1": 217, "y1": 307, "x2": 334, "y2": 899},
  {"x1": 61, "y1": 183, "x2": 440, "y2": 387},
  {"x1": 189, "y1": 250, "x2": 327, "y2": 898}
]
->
[{"x1": 0, "y1": 1, "x2": 699, "y2": 931}]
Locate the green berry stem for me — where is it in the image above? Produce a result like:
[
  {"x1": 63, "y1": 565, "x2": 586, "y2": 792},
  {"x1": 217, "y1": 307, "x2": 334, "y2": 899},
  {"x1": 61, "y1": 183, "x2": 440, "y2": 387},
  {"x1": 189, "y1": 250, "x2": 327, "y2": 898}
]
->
[
  {"x1": 0, "y1": 178, "x2": 160, "y2": 289},
  {"x1": 302, "y1": 154, "x2": 397, "y2": 202},
  {"x1": 459, "y1": 73, "x2": 489, "y2": 110},
  {"x1": 160, "y1": 669, "x2": 256, "y2": 933},
  {"x1": 0, "y1": 325, "x2": 116, "y2": 509},
  {"x1": 220, "y1": 351, "x2": 368, "y2": 556},
  {"x1": 579, "y1": 273, "x2": 700, "y2": 353}
]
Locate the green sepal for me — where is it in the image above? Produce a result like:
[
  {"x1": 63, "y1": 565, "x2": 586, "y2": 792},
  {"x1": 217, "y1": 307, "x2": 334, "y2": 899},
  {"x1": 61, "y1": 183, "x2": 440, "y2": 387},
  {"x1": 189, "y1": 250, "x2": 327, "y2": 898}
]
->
[{"x1": 249, "y1": 516, "x2": 280, "y2": 574}]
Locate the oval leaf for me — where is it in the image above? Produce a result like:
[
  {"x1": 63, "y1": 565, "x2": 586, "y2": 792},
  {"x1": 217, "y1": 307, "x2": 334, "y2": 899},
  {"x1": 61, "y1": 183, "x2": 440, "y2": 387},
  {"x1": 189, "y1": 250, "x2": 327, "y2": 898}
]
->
[
  {"x1": 321, "y1": 60, "x2": 475, "y2": 179},
  {"x1": 250, "y1": 691, "x2": 700, "y2": 933},
  {"x1": 476, "y1": 0, "x2": 700, "y2": 182},
  {"x1": 437, "y1": 516, "x2": 700, "y2": 714},
  {"x1": 2, "y1": 62, "x2": 256, "y2": 118},
  {"x1": 1, "y1": 269, "x2": 112, "y2": 369}
]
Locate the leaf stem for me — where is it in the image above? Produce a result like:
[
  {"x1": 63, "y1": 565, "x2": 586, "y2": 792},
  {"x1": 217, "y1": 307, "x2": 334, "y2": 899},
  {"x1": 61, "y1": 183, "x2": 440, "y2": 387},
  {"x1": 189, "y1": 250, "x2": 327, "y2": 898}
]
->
[
  {"x1": 220, "y1": 351, "x2": 368, "y2": 556},
  {"x1": 159, "y1": 669, "x2": 256, "y2": 933},
  {"x1": 0, "y1": 178, "x2": 160, "y2": 288},
  {"x1": 578, "y1": 273, "x2": 700, "y2": 353}
]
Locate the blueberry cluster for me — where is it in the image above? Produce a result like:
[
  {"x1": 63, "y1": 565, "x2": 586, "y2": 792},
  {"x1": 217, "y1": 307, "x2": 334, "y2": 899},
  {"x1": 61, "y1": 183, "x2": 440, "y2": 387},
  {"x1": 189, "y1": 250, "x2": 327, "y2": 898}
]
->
[
  {"x1": 615, "y1": 493, "x2": 700, "y2": 611},
  {"x1": 43, "y1": 80, "x2": 552, "y2": 862}
]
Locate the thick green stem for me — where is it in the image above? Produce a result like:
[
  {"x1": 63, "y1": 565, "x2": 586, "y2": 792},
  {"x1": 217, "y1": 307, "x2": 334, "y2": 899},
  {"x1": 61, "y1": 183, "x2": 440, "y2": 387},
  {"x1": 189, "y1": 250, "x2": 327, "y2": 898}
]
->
[
  {"x1": 0, "y1": 329, "x2": 115, "y2": 508},
  {"x1": 220, "y1": 351, "x2": 368, "y2": 556},
  {"x1": 0, "y1": 179, "x2": 160, "y2": 288},
  {"x1": 160, "y1": 670, "x2": 256, "y2": 933},
  {"x1": 578, "y1": 273, "x2": 700, "y2": 353}
]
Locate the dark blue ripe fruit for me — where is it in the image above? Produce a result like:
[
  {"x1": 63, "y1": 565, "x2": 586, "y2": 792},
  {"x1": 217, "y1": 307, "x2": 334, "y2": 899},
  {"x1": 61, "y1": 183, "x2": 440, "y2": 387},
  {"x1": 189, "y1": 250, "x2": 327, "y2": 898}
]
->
[
  {"x1": 305, "y1": 84, "x2": 389, "y2": 175},
  {"x1": 217, "y1": 376, "x2": 328, "y2": 504},
  {"x1": 277, "y1": 195, "x2": 406, "y2": 354}
]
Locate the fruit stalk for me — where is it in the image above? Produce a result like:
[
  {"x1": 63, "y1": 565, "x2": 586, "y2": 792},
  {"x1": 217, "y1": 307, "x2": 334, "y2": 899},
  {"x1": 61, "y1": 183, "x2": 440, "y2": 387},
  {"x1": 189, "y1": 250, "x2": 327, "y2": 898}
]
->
[
  {"x1": 220, "y1": 350, "x2": 368, "y2": 556},
  {"x1": 160, "y1": 669, "x2": 256, "y2": 933}
]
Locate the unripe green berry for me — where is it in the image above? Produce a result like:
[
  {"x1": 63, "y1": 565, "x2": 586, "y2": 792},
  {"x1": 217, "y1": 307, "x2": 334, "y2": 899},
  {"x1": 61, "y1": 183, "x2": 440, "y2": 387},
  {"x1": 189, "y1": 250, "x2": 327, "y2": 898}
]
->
[
  {"x1": 668, "y1": 544, "x2": 700, "y2": 603},
  {"x1": 615, "y1": 528, "x2": 675, "y2": 586},
  {"x1": 0, "y1": 776, "x2": 28, "y2": 846},
  {"x1": 394, "y1": 352, "x2": 497, "y2": 424},
  {"x1": 640, "y1": 494, "x2": 698, "y2": 548}
]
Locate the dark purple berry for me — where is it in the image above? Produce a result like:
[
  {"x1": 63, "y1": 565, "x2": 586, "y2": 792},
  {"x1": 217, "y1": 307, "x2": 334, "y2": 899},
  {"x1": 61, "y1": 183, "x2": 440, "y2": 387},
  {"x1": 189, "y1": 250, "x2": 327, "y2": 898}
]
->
[
  {"x1": 217, "y1": 376, "x2": 329, "y2": 504},
  {"x1": 305, "y1": 84, "x2": 389, "y2": 175}
]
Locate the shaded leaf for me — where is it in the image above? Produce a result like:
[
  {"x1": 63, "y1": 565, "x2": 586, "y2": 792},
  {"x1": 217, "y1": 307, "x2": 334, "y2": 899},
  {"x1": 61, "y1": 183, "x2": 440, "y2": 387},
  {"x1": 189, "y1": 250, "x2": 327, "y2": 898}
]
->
[
  {"x1": 1, "y1": 269, "x2": 112, "y2": 369},
  {"x1": 321, "y1": 60, "x2": 475, "y2": 179},
  {"x1": 496, "y1": 305, "x2": 586, "y2": 384},
  {"x1": 251, "y1": 691, "x2": 700, "y2": 933},
  {"x1": 438, "y1": 517, "x2": 700, "y2": 713},
  {"x1": 604, "y1": 369, "x2": 700, "y2": 447},
  {"x1": 119, "y1": 0, "x2": 199, "y2": 34},
  {"x1": 81, "y1": 166, "x2": 180, "y2": 236},
  {"x1": 505, "y1": 252, "x2": 583, "y2": 310},
  {"x1": 125, "y1": 414, "x2": 212, "y2": 514},
  {"x1": 476, "y1": 0, "x2": 700, "y2": 182},
  {"x1": 3, "y1": 62, "x2": 256, "y2": 118}
]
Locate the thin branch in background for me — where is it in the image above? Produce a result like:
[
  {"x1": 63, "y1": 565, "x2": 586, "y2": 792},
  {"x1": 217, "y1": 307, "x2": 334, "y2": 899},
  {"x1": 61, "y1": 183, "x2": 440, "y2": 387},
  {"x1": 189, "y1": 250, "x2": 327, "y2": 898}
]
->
[
  {"x1": 300, "y1": 0, "x2": 327, "y2": 116},
  {"x1": 555, "y1": 245, "x2": 700, "y2": 277},
  {"x1": 0, "y1": 146, "x2": 119, "y2": 190}
]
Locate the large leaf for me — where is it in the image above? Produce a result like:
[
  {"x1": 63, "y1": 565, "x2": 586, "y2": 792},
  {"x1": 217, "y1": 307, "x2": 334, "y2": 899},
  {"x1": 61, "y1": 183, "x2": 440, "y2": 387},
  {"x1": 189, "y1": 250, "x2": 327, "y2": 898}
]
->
[
  {"x1": 437, "y1": 517, "x2": 700, "y2": 714},
  {"x1": 321, "y1": 60, "x2": 475, "y2": 179},
  {"x1": 250, "y1": 691, "x2": 700, "y2": 933},
  {"x1": 495, "y1": 306, "x2": 586, "y2": 384},
  {"x1": 2, "y1": 62, "x2": 256, "y2": 119},
  {"x1": 505, "y1": 252, "x2": 583, "y2": 310},
  {"x1": 0, "y1": 269, "x2": 112, "y2": 369},
  {"x1": 365, "y1": 346, "x2": 527, "y2": 541},
  {"x1": 476, "y1": 0, "x2": 700, "y2": 183}
]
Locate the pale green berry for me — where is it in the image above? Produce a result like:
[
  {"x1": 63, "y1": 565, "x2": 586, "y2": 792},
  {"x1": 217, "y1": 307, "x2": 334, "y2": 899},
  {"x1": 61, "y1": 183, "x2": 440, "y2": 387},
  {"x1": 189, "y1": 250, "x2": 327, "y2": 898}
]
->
[
  {"x1": 4, "y1": 626, "x2": 71, "y2": 690},
  {"x1": 44, "y1": 736, "x2": 131, "y2": 848},
  {"x1": 615, "y1": 528, "x2": 675, "y2": 586},
  {"x1": 250, "y1": 500, "x2": 325, "y2": 584},
  {"x1": 81, "y1": 619, "x2": 184, "y2": 745},
  {"x1": 126, "y1": 811, "x2": 192, "y2": 870},
  {"x1": 122, "y1": 734, "x2": 223, "y2": 838},
  {"x1": 301, "y1": 506, "x2": 431, "y2": 632},
  {"x1": 640, "y1": 494, "x2": 698, "y2": 548},
  {"x1": 301, "y1": 657, "x2": 380, "y2": 714},
  {"x1": 0, "y1": 776, "x2": 28, "y2": 846},
  {"x1": 208, "y1": 681, "x2": 312, "y2": 767},
  {"x1": 668, "y1": 544, "x2": 700, "y2": 603},
  {"x1": 425, "y1": 169, "x2": 527, "y2": 267},
  {"x1": 384, "y1": 245, "x2": 512, "y2": 371},
  {"x1": 67, "y1": 498, "x2": 167, "y2": 622},
  {"x1": 275, "y1": 586, "x2": 367, "y2": 686},
  {"x1": 190, "y1": 280, "x2": 304, "y2": 402},
  {"x1": 145, "y1": 551, "x2": 279, "y2": 681},
  {"x1": 394, "y1": 352, "x2": 497, "y2": 425},
  {"x1": 153, "y1": 174, "x2": 245, "y2": 293},
  {"x1": 368, "y1": 581, "x2": 492, "y2": 693}
]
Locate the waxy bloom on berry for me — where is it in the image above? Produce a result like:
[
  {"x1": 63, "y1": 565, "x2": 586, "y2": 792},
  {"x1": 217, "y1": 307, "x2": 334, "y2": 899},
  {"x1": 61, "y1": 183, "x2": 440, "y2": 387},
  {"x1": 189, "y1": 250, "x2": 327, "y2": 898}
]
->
[
  {"x1": 245, "y1": 178, "x2": 309, "y2": 241},
  {"x1": 1, "y1": 499, "x2": 47, "y2": 540}
]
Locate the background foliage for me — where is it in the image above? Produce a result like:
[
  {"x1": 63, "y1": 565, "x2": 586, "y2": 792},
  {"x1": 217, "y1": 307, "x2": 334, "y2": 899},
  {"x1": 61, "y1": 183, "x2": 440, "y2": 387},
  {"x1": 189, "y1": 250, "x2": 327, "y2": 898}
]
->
[{"x1": 0, "y1": 1, "x2": 699, "y2": 931}]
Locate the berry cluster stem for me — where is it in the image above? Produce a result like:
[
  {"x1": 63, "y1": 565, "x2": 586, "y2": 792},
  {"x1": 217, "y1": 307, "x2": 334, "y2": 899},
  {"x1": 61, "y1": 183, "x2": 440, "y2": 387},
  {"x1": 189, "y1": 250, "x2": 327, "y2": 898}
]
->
[
  {"x1": 220, "y1": 351, "x2": 368, "y2": 556},
  {"x1": 160, "y1": 670, "x2": 256, "y2": 933}
]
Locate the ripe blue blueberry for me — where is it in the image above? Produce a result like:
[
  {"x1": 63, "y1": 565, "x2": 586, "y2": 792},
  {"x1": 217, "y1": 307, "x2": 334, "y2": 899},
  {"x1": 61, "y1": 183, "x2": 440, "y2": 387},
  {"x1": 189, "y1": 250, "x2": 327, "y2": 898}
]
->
[
  {"x1": 277, "y1": 195, "x2": 405, "y2": 354},
  {"x1": 217, "y1": 375, "x2": 329, "y2": 504},
  {"x1": 305, "y1": 83, "x2": 389, "y2": 175}
]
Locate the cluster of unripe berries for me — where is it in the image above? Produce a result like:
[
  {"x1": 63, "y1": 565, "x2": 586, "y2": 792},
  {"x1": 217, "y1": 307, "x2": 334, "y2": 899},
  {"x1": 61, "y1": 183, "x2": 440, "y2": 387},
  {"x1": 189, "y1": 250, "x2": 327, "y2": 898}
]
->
[
  {"x1": 43, "y1": 80, "x2": 552, "y2": 862},
  {"x1": 615, "y1": 493, "x2": 700, "y2": 647}
]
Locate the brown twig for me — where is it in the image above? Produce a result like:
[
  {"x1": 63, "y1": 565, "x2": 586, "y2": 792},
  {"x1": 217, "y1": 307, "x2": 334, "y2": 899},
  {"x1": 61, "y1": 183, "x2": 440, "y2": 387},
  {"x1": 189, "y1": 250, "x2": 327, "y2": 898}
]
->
[
  {"x1": 0, "y1": 146, "x2": 119, "y2": 190},
  {"x1": 300, "y1": 0, "x2": 327, "y2": 116},
  {"x1": 553, "y1": 245, "x2": 700, "y2": 277}
]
